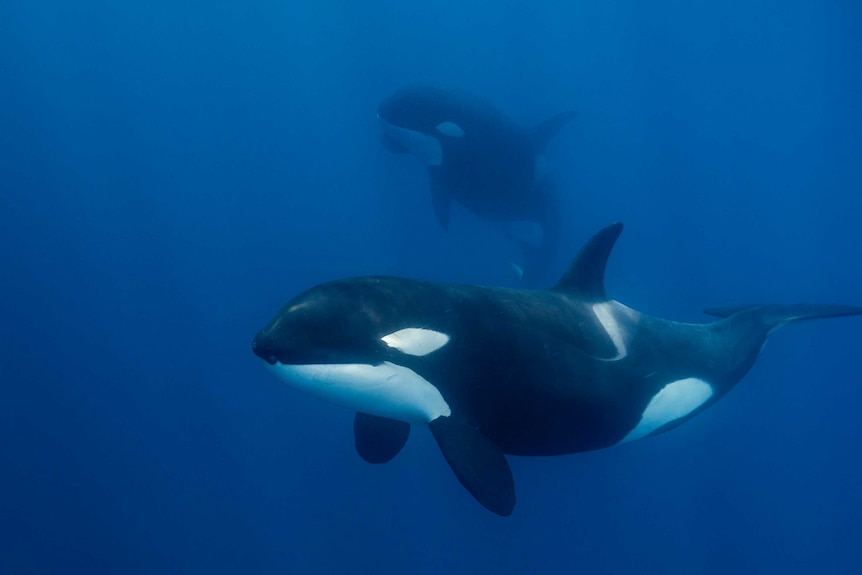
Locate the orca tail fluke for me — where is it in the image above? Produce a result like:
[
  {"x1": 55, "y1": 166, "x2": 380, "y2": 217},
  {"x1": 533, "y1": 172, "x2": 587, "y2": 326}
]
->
[{"x1": 703, "y1": 304, "x2": 862, "y2": 332}]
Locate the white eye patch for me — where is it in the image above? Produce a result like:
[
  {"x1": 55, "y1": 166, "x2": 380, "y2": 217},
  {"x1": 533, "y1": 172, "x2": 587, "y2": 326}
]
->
[
  {"x1": 435, "y1": 121, "x2": 465, "y2": 138},
  {"x1": 381, "y1": 328, "x2": 450, "y2": 356}
]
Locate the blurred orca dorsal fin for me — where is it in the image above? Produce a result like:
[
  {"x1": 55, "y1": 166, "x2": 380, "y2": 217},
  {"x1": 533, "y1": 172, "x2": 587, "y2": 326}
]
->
[{"x1": 552, "y1": 222, "x2": 623, "y2": 300}]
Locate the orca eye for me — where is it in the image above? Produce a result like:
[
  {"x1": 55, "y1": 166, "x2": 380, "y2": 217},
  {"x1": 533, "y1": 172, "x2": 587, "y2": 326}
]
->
[{"x1": 381, "y1": 328, "x2": 450, "y2": 356}]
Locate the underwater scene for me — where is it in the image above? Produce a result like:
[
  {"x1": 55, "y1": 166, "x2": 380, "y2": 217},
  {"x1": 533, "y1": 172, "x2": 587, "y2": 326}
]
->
[{"x1": 2, "y1": 1, "x2": 861, "y2": 573}]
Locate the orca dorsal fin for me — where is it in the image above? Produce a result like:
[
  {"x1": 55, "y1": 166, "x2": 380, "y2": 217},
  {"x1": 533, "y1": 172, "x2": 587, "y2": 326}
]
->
[
  {"x1": 530, "y1": 110, "x2": 577, "y2": 153},
  {"x1": 552, "y1": 222, "x2": 623, "y2": 299}
]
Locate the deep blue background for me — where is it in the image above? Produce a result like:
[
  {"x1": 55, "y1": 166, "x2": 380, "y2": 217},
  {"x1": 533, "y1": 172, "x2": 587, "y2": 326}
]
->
[{"x1": 2, "y1": 1, "x2": 861, "y2": 573}]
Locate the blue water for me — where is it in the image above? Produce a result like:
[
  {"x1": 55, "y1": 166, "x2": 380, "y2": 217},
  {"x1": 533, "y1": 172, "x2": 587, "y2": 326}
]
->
[{"x1": 2, "y1": 2, "x2": 861, "y2": 573}]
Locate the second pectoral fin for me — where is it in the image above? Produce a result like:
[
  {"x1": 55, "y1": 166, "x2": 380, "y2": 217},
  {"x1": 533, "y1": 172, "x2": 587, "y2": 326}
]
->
[
  {"x1": 429, "y1": 415, "x2": 515, "y2": 516},
  {"x1": 353, "y1": 412, "x2": 410, "y2": 464}
]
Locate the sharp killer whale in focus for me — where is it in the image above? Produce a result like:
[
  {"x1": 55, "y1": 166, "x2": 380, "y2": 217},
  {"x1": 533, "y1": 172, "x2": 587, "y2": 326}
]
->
[
  {"x1": 377, "y1": 83, "x2": 576, "y2": 284},
  {"x1": 252, "y1": 223, "x2": 861, "y2": 516}
]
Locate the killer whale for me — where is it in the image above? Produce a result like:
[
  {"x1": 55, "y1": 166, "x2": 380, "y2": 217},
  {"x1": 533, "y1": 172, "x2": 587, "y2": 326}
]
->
[
  {"x1": 377, "y1": 83, "x2": 575, "y2": 284},
  {"x1": 252, "y1": 223, "x2": 861, "y2": 516}
]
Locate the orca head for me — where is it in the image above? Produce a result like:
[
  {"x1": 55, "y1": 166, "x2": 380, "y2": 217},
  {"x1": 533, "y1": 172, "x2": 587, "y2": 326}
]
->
[
  {"x1": 253, "y1": 278, "x2": 452, "y2": 423},
  {"x1": 377, "y1": 84, "x2": 467, "y2": 166},
  {"x1": 253, "y1": 281, "x2": 385, "y2": 367}
]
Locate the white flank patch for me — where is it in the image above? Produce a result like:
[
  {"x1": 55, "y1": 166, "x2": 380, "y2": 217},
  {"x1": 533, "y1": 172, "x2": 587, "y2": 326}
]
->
[
  {"x1": 381, "y1": 328, "x2": 450, "y2": 356},
  {"x1": 435, "y1": 121, "x2": 465, "y2": 138},
  {"x1": 621, "y1": 377, "x2": 714, "y2": 443},
  {"x1": 380, "y1": 120, "x2": 442, "y2": 165},
  {"x1": 268, "y1": 361, "x2": 451, "y2": 424},
  {"x1": 592, "y1": 302, "x2": 628, "y2": 360}
]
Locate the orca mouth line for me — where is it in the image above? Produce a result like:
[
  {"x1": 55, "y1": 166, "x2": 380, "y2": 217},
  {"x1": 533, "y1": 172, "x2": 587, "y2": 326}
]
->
[
  {"x1": 264, "y1": 357, "x2": 381, "y2": 369},
  {"x1": 252, "y1": 337, "x2": 379, "y2": 367}
]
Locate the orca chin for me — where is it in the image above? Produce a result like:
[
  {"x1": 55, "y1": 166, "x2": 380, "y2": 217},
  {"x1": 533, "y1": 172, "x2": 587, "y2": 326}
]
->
[
  {"x1": 265, "y1": 361, "x2": 452, "y2": 424},
  {"x1": 251, "y1": 337, "x2": 274, "y2": 363}
]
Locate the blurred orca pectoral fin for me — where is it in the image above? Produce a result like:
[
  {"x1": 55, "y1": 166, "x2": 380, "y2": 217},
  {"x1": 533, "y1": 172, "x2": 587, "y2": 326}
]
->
[
  {"x1": 381, "y1": 132, "x2": 409, "y2": 154},
  {"x1": 501, "y1": 219, "x2": 552, "y2": 286},
  {"x1": 501, "y1": 221, "x2": 545, "y2": 251},
  {"x1": 429, "y1": 170, "x2": 451, "y2": 229},
  {"x1": 429, "y1": 415, "x2": 515, "y2": 516},
  {"x1": 530, "y1": 110, "x2": 577, "y2": 152},
  {"x1": 513, "y1": 178, "x2": 562, "y2": 286},
  {"x1": 353, "y1": 412, "x2": 410, "y2": 464}
]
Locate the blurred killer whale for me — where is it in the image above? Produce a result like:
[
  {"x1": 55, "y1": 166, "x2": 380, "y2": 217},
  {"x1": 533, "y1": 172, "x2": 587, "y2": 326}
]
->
[
  {"x1": 252, "y1": 223, "x2": 861, "y2": 516},
  {"x1": 377, "y1": 83, "x2": 576, "y2": 284}
]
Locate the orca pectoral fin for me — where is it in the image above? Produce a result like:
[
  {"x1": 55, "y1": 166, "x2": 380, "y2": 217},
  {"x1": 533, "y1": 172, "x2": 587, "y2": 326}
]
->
[
  {"x1": 530, "y1": 110, "x2": 577, "y2": 153},
  {"x1": 354, "y1": 412, "x2": 410, "y2": 464},
  {"x1": 429, "y1": 416, "x2": 515, "y2": 516},
  {"x1": 381, "y1": 132, "x2": 409, "y2": 154},
  {"x1": 429, "y1": 170, "x2": 451, "y2": 229}
]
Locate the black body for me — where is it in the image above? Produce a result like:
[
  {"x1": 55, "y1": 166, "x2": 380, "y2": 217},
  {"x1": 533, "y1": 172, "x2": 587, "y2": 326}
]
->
[
  {"x1": 253, "y1": 223, "x2": 861, "y2": 515},
  {"x1": 378, "y1": 83, "x2": 575, "y2": 284}
]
